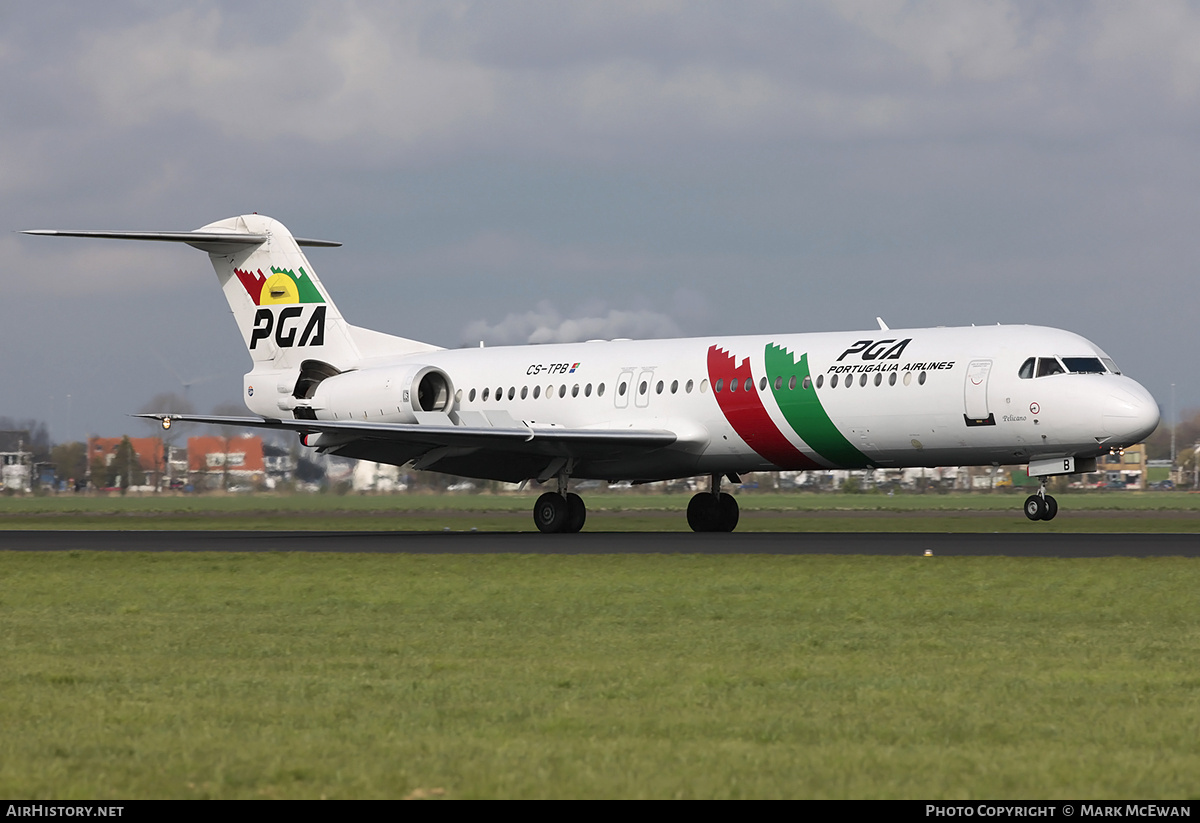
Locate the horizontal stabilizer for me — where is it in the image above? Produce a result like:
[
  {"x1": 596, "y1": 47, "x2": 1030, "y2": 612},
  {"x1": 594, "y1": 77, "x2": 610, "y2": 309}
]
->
[{"x1": 21, "y1": 229, "x2": 340, "y2": 254}]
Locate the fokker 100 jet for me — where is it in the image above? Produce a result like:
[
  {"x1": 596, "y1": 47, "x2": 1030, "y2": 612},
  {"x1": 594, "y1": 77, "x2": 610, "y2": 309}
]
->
[{"x1": 25, "y1": 214, "x2": 1160, "y2": 532}]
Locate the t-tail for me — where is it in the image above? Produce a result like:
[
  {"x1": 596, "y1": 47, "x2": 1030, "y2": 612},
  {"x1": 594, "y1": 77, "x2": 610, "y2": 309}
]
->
[
  {"x1": 23, "y1": 214, "x2": 440, "y2": 377},
  {"x1": 205, "y1": 214, "x2": 359, "y2": 369}
]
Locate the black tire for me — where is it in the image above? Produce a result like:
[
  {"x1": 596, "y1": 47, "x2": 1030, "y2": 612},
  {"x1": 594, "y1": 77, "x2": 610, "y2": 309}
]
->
[
  {"x1": 717, "y1": 492, "x2": 740, "y2": 532},
  {"x1": 1042, "y1": 495, "x2": 1058, "y2": 521},
  {"x1": 1023, "y1": 495, "x2": 1046, "y2": 521},
  {"x1": 687, "y1": 493, "x2": 718, "y2": 532},
  {"x1": 564, "y1": 492, "x2": 587, "y2": 533},
  {"x1": 534, "y1": 492, "x2": 568, "y2": 533}
]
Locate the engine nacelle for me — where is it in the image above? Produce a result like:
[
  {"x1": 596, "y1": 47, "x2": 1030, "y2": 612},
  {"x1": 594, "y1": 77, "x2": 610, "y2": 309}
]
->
[{"x1": 293, "y1": 364, "x2": 454, "y2": 423}]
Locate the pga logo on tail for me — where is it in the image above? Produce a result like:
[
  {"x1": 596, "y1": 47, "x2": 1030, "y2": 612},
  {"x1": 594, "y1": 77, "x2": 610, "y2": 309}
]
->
[
  {"x1": 248, "y1": 305, "x2": 326, "y2": 349},
  {"x1": 235, "y1": 266, "x2": 328, "y2": 349}
]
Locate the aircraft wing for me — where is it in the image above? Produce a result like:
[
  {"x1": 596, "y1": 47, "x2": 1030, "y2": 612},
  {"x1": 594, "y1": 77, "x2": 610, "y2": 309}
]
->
[{"x1": 133, "y1": 413, "x2": 678, "y2": 462}]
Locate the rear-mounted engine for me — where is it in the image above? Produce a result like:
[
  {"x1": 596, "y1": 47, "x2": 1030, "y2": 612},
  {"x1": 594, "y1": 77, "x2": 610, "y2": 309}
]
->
[{"x1": 283, "y1": 362, "x2": 454, "y2": 423}]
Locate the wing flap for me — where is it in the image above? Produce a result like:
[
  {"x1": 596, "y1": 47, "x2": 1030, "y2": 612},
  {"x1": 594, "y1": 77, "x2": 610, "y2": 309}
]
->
[{"x1": 133, "y1": 413, "x2": 677, "y2": 460}]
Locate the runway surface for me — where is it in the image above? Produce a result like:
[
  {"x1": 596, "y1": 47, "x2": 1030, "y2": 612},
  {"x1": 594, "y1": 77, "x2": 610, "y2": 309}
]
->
[{"x1": 2, "y1": 530, "x2": 1197, "y2": 556}]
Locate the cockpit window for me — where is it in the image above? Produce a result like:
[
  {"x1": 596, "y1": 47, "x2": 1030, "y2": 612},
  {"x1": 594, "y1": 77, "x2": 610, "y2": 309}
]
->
[
  {"x1": 1025, "y1": 355, "x2": 1119, "y2": 377},
  {"x1": 1062, "y1": 357, "x2": 1106, "y2": 374},
  {"x1": 1036, "y1": 357, "x2": 1065, "y2": 377}
]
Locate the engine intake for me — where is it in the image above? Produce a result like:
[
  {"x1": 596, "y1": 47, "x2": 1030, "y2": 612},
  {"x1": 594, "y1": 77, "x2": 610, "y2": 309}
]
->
[
  {"x1": 296, "y1": 364, "x2": 455, "y2": 423},
  {"x1": 413, "y1": 368, "x2": 451, "y2": 412}
]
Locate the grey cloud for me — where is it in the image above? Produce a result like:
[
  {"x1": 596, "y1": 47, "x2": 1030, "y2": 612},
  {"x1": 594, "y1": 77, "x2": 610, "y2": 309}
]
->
[
  {"x1": 5, "y1": 0, "x2": 1200, "y2": 442},
  {"x1": 462, "y1": 300, "x2": 682, "y2": 346}
]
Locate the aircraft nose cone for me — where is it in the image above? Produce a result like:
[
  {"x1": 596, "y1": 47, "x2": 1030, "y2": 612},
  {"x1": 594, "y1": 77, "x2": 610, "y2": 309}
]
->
[{"x1": 1102, "y1": 382, "x2": 1160, "y2": 444}]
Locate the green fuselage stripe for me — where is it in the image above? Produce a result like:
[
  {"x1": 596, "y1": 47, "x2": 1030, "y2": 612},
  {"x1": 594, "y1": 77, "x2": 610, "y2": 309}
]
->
[{"x1": 765, "y1": 344, "x2": 869, "y2": 468}]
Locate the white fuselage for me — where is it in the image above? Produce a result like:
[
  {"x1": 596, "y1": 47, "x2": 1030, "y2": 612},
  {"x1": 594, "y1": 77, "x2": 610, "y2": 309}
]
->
[
  {"x1": 23, "y1": 214, "x2": 1160, "y2": 490},
  {"x1": 244, "y1": 323, "x2": 1159, "y2": 483}
]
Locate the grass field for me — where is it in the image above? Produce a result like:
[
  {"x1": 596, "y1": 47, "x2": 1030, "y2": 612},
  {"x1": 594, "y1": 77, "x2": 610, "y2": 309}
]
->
[
  {"x1": 3, "y1": 490, "x2": 1200, "y2": 532},
  {"x1": 1, "y1": 552, "x2": 1198, "y2": 799},
  {"x1": 2, "y1": 493, "x2": 1198, "y2": 798}
]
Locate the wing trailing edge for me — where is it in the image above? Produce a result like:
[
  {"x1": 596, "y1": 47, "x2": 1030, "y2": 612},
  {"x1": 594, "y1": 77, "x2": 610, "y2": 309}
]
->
[{"x1": 133, "y1": 413, "x2": 678, "y2": 460}]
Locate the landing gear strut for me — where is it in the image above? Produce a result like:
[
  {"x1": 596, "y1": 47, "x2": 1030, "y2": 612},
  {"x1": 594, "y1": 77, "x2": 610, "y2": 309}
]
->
[
  {"x1": 687, "y1": 473, "x2": 740, "y2": 532},
  {"x1": 533, "y1": 470, "x2": 587, "y2": 534},
  {"x1": 1023, "y1": 478, "x2": 1058, "y2": 521}
]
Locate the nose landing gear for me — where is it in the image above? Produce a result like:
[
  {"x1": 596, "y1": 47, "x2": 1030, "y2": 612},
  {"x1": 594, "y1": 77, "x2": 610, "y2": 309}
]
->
[{"x1": 1023, "y1": 478, "x2": 1058, "y2": 521}]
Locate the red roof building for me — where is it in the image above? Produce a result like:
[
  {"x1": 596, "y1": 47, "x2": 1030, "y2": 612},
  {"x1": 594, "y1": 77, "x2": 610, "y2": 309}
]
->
[
  {"x1": 87, "y1": 436, "x2": 164, "y2": 488},
  {"x1": 187, "y1": 435, "x2": 265, "y2": 489}
]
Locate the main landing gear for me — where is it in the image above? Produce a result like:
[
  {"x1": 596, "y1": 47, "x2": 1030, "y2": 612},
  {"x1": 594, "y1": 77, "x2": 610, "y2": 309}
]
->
[
  {"x1": 1023, "y1": 478, "x2": 1058, "y2": 521},
  {"x1": 533, "y1": 469, "x2": 586, "y2": 533},
  {"x1": 532, "y1": 472, "x2": 743, "y2": 533},
  {"x1": 533, "y1": 491, "x2": 586, "y2": 533},
  {"x1": 687, "y1": 473, "x2": 740, "y2": 532}
]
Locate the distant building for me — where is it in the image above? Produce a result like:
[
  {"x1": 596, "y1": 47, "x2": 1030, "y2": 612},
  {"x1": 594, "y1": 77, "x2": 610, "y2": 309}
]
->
[
  {"x1": 0, "y1": 431, "x2": 33, "y2": 493},
  {"x1": 163, "y1": 443, "x2": 189, "y2": 489},
  {"x1": 262, "y1": 443, "x2": 297, "y2": 489},
  {"x1": 1085, "y1": 443, "x2": 1147, "y2": 489},
  {"x1": 86, "y1": 436, "x2": 164, "y2": 490},
  {"x1": 187, "y1": 434, "x2": 265, "y2": 490},
  {"x1": 352, "y1": 460, "x2": 405, "y2": 492}
]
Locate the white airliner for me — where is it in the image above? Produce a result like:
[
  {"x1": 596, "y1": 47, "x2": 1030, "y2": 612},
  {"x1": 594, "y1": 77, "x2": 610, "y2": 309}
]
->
[{"x1": 25, "y1": 214, "x2": 1159, "y2": 532}]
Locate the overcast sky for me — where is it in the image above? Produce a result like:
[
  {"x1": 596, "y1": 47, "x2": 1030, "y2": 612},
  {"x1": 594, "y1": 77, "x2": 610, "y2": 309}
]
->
[{"x1": 3, "y1": 1, "x2": 1198, "y2": 443}]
